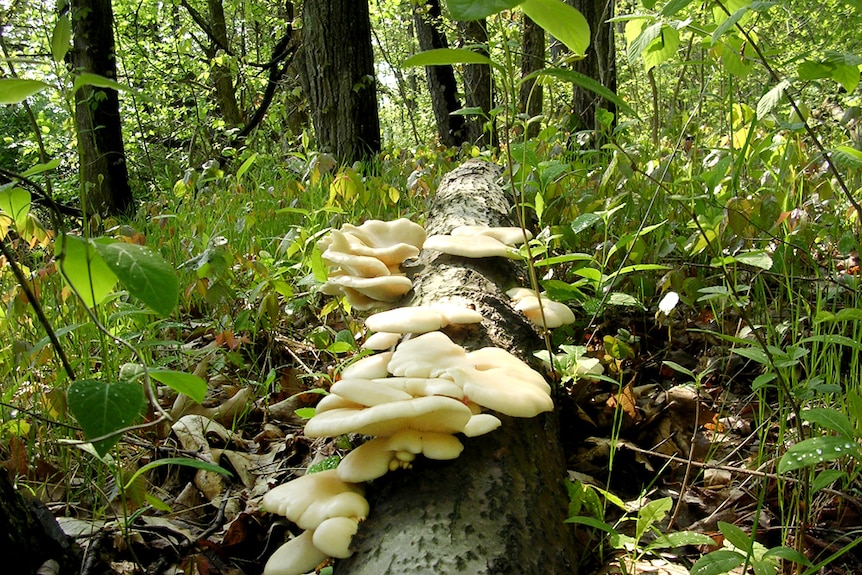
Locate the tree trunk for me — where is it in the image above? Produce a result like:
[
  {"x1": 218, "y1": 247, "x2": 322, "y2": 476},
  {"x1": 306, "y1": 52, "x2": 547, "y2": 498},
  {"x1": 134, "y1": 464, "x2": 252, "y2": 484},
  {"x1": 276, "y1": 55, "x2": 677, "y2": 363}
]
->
[
  {"x1": 519, "y1": 15, "x2": 545, "y2": 139},
  {"x1": 334, "y1": 160, "x2": 577, "y2": 575},
  {"x1": 300, "y1": 0, "x2": 381, "y2": 164},
  {"x1": 413, "y1": 0, "x2": 467, "y2": 147},
  {"x1": 458, "y1": 20, "x2": 497, "y2": 148},
  {"x1": 207, "y1": 0, "x2": 244, "y2": 128},
  {"x1": 70, "y1": 0, "x2": 133, "y2": 216},
  {"x1": 558, "y1": 0, "x2": 617, "y2": 139},
  {"x1": 0, "y1": 468, "x2": 79, "y2": 573}
]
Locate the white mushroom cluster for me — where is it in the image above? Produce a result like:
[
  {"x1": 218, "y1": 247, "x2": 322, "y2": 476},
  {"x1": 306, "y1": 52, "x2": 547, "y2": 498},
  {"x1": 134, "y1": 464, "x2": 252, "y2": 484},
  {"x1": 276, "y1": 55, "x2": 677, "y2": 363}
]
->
[
  {"x1": 423, "y1": 224, "x2": 532, "y2": 258},
  {"x1": 507, "y1": 287, "x2": 575, "y2": 329},
  {"x1": 305, "y1": 330, "x2": 553, "y2": 483},
  {"x1": 361, "y1": 303, "x2": 483, "y2": 350},
  {"x1": 262, "y1": 470, "x2": 369, "y2": 575},
  {"x1": 318, "y1": 218, "x2": 427, "y2": 310}
]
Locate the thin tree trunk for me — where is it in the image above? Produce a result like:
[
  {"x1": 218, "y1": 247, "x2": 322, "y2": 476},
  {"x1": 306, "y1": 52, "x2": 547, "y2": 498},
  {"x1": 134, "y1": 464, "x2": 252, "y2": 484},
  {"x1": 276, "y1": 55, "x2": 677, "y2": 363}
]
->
[
  {"x1": 413, "y1": 0, "x2": 467, "y2": 147},
  {"x1": 519, "y1": 15, "x2": 545, "y2": 139},
  {"x1": 552, "y1": 0, "x2": 617, "y2": 141},
  {"x1": 458, "y1": 20, "x2": 497, "y2": 148},
  {"x1": 70, "y1": 0, "x2": 133, "y2": 216},
  {"x1": 334, "y1": 160, "x2": 577, "y2": 575},
  {"x1": 300, "y1": 0, "x2": 381, "y2": 164},
  {"x1": 207, "y1": 0, "x2": 243, "y2": 127}
]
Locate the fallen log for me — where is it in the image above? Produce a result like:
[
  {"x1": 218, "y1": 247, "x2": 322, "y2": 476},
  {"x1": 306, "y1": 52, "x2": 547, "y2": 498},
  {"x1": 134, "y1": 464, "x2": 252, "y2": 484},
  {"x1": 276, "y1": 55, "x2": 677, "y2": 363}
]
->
[{"x1": 335, "y1": 159, "x2": 577, "y2": 575}]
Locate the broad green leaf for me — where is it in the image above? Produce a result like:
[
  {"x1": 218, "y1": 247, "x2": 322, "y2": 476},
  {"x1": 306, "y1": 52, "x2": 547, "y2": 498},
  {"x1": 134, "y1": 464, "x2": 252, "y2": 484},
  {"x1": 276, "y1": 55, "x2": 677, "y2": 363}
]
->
[
  {"x1": 446, "y1": 0, "x2": 523, "y2": 20},
  {"x1": 798, "y1": 334, "x2": 862, "y2": 352},
  {"x1": 51, "y1": 14, "x2": 72, "y2": 62},
  {"x1": 565, "y1": 515, "x2": 620, "y2": 536},
  {"x1": 0, "y1": 186, "x2": 30, "y2": 229},
  {"x1": 711, "y1": 4, "x2": 749, "y2": 44},
  {"x1": 607, "y1": 292, "x2": 646, "y2": 309},
  {"x1": 570, "y1": 212, "x2": 603, "y2": 234},
  {"x1": 0, "y1": 78, "x2": 51, "y2": 104},
  {"x1": 626, "y1": 20, "x2": 662, "y2": 62},
  {"x1": 57, "y1": 235, "x2": 118, "y2": 307},
  {"x1": 67, "y1": 379, "x2": 145, "y2": 457},
  {"x1": 149, "y1": 369, "x2": 208, "y2": 404},
  {"x1": 533, "y1": 252, "x2": 594, "y2": 267},
  {"x1": 94, "y1": 241, "x2": 179, "y2": 316},
  {"x1": 636, "y1": 497, "x2": 671, "y2": 541},
  {"x1": 830, "y1": 62, "x2": 860, "y2": 93},
  {"x1": 526, "y1": 68, "x2": 639, "y2": 119},
  {"x1": 718, "y1": 520, "x2": 753, "y2": 552},
  {"x1": 757, "y1": 79, "x2": 789, "y2": 119},
  {"x1": 690, "y1": 550, "x2": 745, "y2": 575},
  {"x1": 731, "y1": 345, "x2": 769, "y2": 365},
  {"x1": 661, "y1": 0, "x2": 696, "y2": 16},
  {"x1": 778, "y1": 436, "x2": 861, "y2": 473},
  {"x1": 520, "y1": 0, "x2": 590, "y2": 57},
  {"x1": 21, "y1": 158, "x2": 61, "y2": 177},
  {"x1": 648, "y1": 530, "x2": 716, "y2": 549},
  {"x1": 812, "y1": 469, "x2": 846, "y2": 492},
  {"x1": 831, "y1": 145, "x2": 862, "y2": 170},
  {"x1": 643, "y1": 25, "x2": 679, "y2": 71},
  {"x1": 124, "y1": 457, "x2": 232, "y2": 490},
  {"x1": 798, "y1": 60, "x2": 832, "y2": 80},
  {"x1": 73, "y1": 72, "x2": 127, "y2": 94},
  {"x1": 734, "y1": 250, "x2": 773, "y2": 270},
  {"x1": 762, "y1": 546, "x2": 812, "y2": 566},
  {"x1": 402, "y1": 48, "x2": 493, "y2": 68},
  {"x1": 803, "y1": 408, "x2": 855, "y2": 438},
  {"x1": 662, "y1": 360, "x2": 697, "y2": 380},
  {"x1": 236, "y1": 152, "x2": 258, "y2": 181}
]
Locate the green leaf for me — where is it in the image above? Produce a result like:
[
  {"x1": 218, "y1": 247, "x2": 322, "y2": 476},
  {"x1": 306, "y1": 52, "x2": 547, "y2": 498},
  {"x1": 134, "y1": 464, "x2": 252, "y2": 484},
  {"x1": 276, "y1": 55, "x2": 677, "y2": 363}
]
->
[
  {"x1": 831, "y1": 145, "x2": 862, "y2": 170},
  {"x1": 607, "y1": 292, "x2": 646, "y2": 309},
  {"x1": 757, "y1": 79, "x2": 790, "y2": 119},
  {"x1": 526, "y1": 68, "x2": 639, "y2": 119},
  {"x1": 533, "y1": 252, "x2": 594, "y2": 267},
  {"x1": 402, "y1": 48, "x2": 493, "y2": 68},
  {"x1": 690, "y1": 550, "x2": 745, "y2": 575},
  {"x1": 520, "y1": 0, "x2": 590, "y2": 56},
  {"x1": 0, "y1": 186, "x2": 31, "y2": 229},
  {"x1": 51, "y1": 14, "x2": 72, "y2": 62},
  {"x1": 797, "y1": 334, "x2": 862, "y2": 352},
  {"x1": 636, "y1": 497, "x2": 672, "y2": 541},
  {"x1": 643, "y1": 25, "x2": 680, "y2": 71},
  {"x1": 662, "y1": 360, "x2": 697, "y2": 380},
  {"x1": 124, "y1": 457, "x2": 232, "y2": 491},
  {"x1": 731, "y1": 345, "x2": 769, "y2": 365},
  {"x1": 446, "y1": 0, "x2": 523, "y2": 20},
  {"x1": 661, "y1": 0, "x2": 697, "y2": 16},
  {"x1": 67, "y1": 379, "x2": 145, "y2": 457},
  {"x1": 72, "y1": 72, "x2": 128, "y2": 94},
  {"x1": 718, "y1": 520, "x2": 753, "y2": 552},
  {"x1": 734, "y1": 249, "x2": 774, "y2": 270},
  {"x1": 21, "y1": 158, "x2": 61, "y2": 177},
  {"x1": 712, "y1": 4, "x2": 750, "y2": 44},
  {"x1": 0, "y1": 78, "x2": 51, "y2": 104},
  {"x1": 565, "y1": 515, "x2": 620, "y2": 536},
  {"x1": 93, "y1": 241, "x2": 179, "y2": 316},
  {"x1": 148, "y1": 369, "x2": 208, "y2": 404},
  {"x1": 57, "y1": 235, "x2": 118, "y2": 308},
  {"x1": 812, "y1": 469, "x2": 846, "y2": 492},
  {"x1": 648, "y1": 530, "x2": 716, "y2": 549},
  {"x1": 761, "y1": 545, "x2": 812, "y2": 566},
  {"x1": 803, "y1": 408, "x2": 856, "y2": 438},
  {"x1": 236, "y1": 152, "x2": 258, "y2": 181},
  {"x1": 778, "y1": 436, "x2": 861, "y2": 473}
]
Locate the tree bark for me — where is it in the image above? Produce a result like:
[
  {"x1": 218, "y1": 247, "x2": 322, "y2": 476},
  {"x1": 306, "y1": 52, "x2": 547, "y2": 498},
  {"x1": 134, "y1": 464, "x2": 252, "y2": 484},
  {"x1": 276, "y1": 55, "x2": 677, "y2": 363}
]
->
[
  {"x1": 334, "y1": 160, "x2": 577, "y2": 575},
  {"x1": 519, "y1": 15, "x2": 545, "y2": 139},
  {"x1": 413, "y1": 0, "x2": 467, "y2": 147},
  {"x1": 70, "y1": 0, "x2": 133, "y2": 216},
  {"x1": 300, "y1": 0, "x2": 381, "y2": 164},
  {"x1": 206, "y1": 0, "x2": 244, "y2": 128},
  {"x1": 458, "y1": 20, "x2": 497, "y2": 148},
  {"x1": 558, "y1": 0, "x2": 617, "y2": 139},
  {"x1": 0, "y1": 468, "x2": 79, "y2": 573}
]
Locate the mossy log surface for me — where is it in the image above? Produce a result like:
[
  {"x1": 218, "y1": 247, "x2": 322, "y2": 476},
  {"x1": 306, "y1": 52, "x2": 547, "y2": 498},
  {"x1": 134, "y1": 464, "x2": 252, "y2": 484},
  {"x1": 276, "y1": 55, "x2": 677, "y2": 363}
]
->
[{"x1": 335, "y1": 159, "x2": 577, "y2": 575}]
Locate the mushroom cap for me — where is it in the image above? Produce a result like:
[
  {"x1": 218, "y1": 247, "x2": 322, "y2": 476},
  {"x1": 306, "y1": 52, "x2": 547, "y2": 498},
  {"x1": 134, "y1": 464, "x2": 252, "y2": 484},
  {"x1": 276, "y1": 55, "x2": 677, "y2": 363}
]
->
[
  {"x1": 323, "y1": 229, "x2": 420, "y2": 267},
  {"x1": 341, "y1": 351, "x2": 394, "y2": 380},
  {"x1": 315, "y1": 393, "x2": 364, "y2": 414},
  {"x1": 322, "y1": 249, "x2": 391, "y2": 278},
  {"x1": 362, "y1": 331, "x2": 401, "y2": 350},
  {"x1": 463, "y1": 413, "x2": 502, "y2": 437},
  {"x1": 450, "y1": 225, "x2": 533, "y2": 245},
  {"x1": 365, "y1": 304, "x2": 483, "y2": 334},
  {"x1": 304, "y1": 395, "x2": 473, "y2": 438},
  {"x1": 341, "y1": 218, "x2": 426, "y2": 251},
  {"x1": 312, "y1": 516, "x2": 361, "y2": 559},
  {"x1": 330, "y1": 378, "x2": 414, "y2": 406},
  {"x1": 337, "y1": 437, "x2": 397, "y2": 482},
  {"x1": 263, "y1": 530, "x2": 327, "y2": 575},
  {"x1": 447, "y1": 366, "x2": 554, "y2": 418},
  {"x1": 262, "y1": 469, "x2": 368, "y2": 531},
  {"x1": 386, "y1": 331, "x2": 468, "y2": 378},
  {"x1": 384, "y1": 429, "x2": 464, "y2": 461},
  {"x1": 324, "y1": 275, "x2": 413, "y2": 303},
  {"x1": 513, "y1": 295, "x2": 576, "y2": 328},
  {"x1": 423, "y1": 234, "x2": 515, "y2": 258},
  {"x1": 466, "y1": 347, "x2": 552, "y2": 395},
  {"x1": 365, "y1": 307, "x2": 444, "y2": 334},
  {"x1": 374, "y1": 377, "x2": 463, "y2": 399}
]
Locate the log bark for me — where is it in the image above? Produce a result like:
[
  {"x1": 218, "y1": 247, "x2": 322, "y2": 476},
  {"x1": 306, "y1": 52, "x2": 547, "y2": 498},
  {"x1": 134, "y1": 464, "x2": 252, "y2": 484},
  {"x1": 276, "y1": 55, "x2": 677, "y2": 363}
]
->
[
  {"x1": 335, "y1": 160, "x2": 577, "y2": 575},
  {"x1": 0, "y1": 468, "x2": 79, "y2": 573}
]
